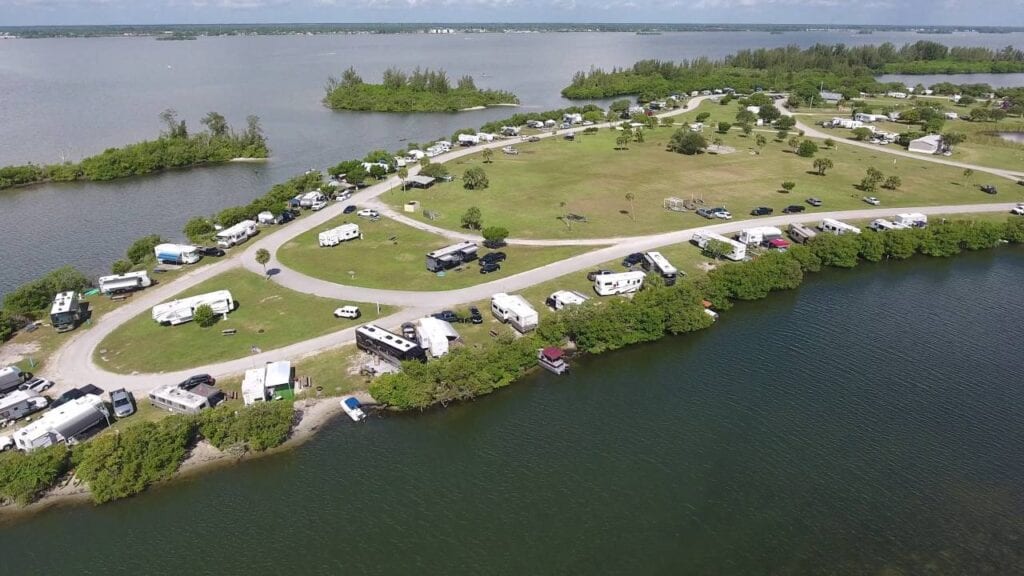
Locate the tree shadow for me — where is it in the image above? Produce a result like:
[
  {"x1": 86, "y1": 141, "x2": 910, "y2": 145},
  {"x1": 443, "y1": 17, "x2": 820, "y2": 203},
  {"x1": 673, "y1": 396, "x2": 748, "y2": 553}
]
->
[{"x1": 266, "y1": 268, "x2": 281, "y2": 278}]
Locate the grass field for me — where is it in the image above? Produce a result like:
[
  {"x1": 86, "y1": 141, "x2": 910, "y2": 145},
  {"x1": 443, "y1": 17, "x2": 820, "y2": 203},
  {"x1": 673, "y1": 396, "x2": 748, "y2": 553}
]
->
[
  {"x1": 276, "y1": 215, "x2": 596, "y2": 290},
  {"x1": 381, "y1": 100, "x2": 1012, "y2": 240},
  {"x1": 95, "y1": 268, "x2": 393, "y2": 374}
]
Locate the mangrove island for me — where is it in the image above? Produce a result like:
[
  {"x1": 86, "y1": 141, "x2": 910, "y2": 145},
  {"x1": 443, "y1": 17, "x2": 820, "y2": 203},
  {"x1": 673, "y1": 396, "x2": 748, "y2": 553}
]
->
[{"x1": 323, "y1": 66, "x2": 519, "y2": 112}]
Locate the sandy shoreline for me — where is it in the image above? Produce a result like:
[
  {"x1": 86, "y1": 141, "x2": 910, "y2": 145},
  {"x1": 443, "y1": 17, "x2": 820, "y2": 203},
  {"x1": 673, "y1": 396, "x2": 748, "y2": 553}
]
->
[{"x1": 229, "y1": 157, "x2": 270, "y2": 163}]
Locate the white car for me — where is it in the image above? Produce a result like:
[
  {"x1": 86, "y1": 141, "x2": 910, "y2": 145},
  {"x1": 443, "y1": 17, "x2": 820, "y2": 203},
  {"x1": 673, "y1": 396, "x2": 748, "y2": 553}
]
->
[
  {"x1": 333, "y1": 305, "x2": 361, "y2": 319},
  {"x1": 19, "y1": 377, "x2": 54, "y2": 393},
  {"x1": 0, "y1": 435, "x2": 12, "y2": 452},
  {"x1": 357, "y1": 209, "x2": 379, "y2": 219},
  {"x1": 311, "y1": 200, "x2": 328, "y2": 211},
  {"x1": 863, "y1": 196, "x2": 881, "y2": 206},
  {"x1": 712, "y1": 208, "x2": 732, "y2": 220},
  {"x1": 1012, "y1": 204, "x2": 1024, "y2": 215}
]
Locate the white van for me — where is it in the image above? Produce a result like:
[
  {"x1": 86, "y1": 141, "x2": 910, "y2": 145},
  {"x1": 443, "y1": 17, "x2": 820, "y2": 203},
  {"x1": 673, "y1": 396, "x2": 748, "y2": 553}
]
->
[{"x1": 333, "y1": 306, "x2": 361, "y2": 319}]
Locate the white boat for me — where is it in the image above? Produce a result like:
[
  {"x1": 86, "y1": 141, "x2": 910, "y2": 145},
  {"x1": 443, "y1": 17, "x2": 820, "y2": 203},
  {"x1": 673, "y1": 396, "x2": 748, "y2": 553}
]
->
[
  {"x1": 538, "y1": 347, "x2": 569, "y2": 375},
  {"x1": 340, "y1": 395, "x2": 366, "y2": 422}
]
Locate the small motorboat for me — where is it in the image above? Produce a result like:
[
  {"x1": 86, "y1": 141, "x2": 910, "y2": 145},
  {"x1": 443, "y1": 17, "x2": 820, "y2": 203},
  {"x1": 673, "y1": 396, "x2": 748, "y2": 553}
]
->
[
  {"x1": 538, "y1": 347, "x2": 569, "y2": 375},
  {"x1": 340, "y1": 395, "x2": 366, "y2": 422}
]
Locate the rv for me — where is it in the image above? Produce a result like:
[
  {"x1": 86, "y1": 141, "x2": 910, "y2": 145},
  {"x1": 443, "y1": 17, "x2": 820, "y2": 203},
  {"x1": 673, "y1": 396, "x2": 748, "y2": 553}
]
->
[
  {"x1": 13, "y1": 395, "x2": 109, "y2": 452},
  {"x1": 0, "y1": 366, "x2": 28, "y2": 395},
  {"x1": 894, "y1": 213, "x2": 928, "y2": 228},
  {"x1": 355, "y1": 324, "x2": 427, "y2": 366},
  {"x1": 788, "y1": 223, "x2": 818, "y2": 244},
  {"x1": 819, "y1": 218, "x2": 861, "y2": 235},
  {"x1": 149, "y1": 382, "x2": 222, "y2": 415},
  {"x1": 738, "y1": 226, "x2": 784, "y2": 246},
  {"x1": 425, "y1": 241, "x2": 478, "y2": 272},
  {"x1": 318, "y1": 223, "x2": 361, "y2": 247},
  {"x1": 691, "y1": 231, "x2": 747, "y2": 261},
  {"x1": 490, "y1": 293, "x2": 539, "y2": 333},
  {"x1": 151, "y1": 290, "x2": 235, "y2": 326},
  {"x1": 242, "y1": 361, "x2": 293, "y2": 405},
  {"x1": 257, "y1": 211, "x2": 276, "y2": 225},
  {"x1": 641, "y1": 251, "x2": 679, "y2": 286},
  {"x1": 154, "y1": 243, "x2": 202, "y2": 265},
  {"x1": 869, "y1": 219, "x2": 900, "y2": 232},
  {"x1": 546, "y1": 290, "x2": 589, "y2": 310},
  {"x1": 0, "y1": 390, "x2": 47, "y2": 422},
  {"x1": 593, "y1": 271, "x2": 646, "y2": 296},
  {"x1": 97, "y1": 271, "x2": 152, "y2": 296},
  {"x1": 216, "y1": 220, "x2": 257, "y2": 248},
  {"x1": 299, "y1": 190, "x2": 326, "y2": 208},
  {"x1": 49, "y1": 291, "x2": 81, "y2": 332}
]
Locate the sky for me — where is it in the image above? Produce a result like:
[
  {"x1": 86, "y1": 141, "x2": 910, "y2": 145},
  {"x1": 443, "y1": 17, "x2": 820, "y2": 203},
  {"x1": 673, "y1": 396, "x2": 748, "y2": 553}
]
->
[{"x1": 1, "y1": 0, "x2": 1023, "y2": 27}]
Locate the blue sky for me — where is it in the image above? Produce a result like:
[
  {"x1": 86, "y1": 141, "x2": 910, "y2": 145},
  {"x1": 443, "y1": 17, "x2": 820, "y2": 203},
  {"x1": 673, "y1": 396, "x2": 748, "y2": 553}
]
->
[{"x1": 1, "y1": 0, "x2": 1023, "y2": 27}]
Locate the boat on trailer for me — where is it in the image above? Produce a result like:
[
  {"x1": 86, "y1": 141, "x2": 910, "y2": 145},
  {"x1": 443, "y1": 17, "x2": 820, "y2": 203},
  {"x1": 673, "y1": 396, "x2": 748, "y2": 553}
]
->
[{"x1": 538, "y1": 347, "x2": 569, "y2": 375}]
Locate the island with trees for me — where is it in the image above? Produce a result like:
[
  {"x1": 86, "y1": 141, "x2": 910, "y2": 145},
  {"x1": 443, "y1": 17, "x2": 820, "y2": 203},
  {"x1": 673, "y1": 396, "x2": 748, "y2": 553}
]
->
[
  {"x1": 0, "y1": 110, "x2": 269, "y2": 190},
  {"x1": 323, "y1": 67, "x2": 519, "y2": 113}
]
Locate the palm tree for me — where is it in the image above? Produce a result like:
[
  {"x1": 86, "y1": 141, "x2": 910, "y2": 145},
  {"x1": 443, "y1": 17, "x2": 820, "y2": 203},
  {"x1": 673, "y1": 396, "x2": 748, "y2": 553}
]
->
[
  {"x1": 482, "y1": 148, "x2": 494, "y2": 164},
  {"x1": 255, "y1": 248, "x2": 270, "y2": 278},
  {"x1": 625, "y1": 192, "x2": 636, "y2": 222},
  {"x1": 397, "y1": 166, "x2": 409, "y2": 190}
]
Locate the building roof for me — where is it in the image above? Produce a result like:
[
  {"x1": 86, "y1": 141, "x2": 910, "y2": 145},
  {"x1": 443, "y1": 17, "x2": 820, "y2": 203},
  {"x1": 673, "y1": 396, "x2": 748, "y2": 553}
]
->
[
  {"x1": 407, "y1": 175, "x2": 436, "y2": 187},
  {"x1": 820, "y1": 90, "x2": 843, "y2": 101},
  {"x1": 541, "y1": 347, "x2": 564, "y2": 361}
]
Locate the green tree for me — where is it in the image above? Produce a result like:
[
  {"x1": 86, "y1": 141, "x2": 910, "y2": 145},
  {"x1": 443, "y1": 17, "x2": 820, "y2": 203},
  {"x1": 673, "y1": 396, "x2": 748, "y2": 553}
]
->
[
  {"x1": 633, "y1": 129, "x2": 645, "y2": 144},
  {"x1": 193, "y1": 304, "x2": 217, "y2": 328},
  {"x1": 852, "y1": 127, "x2": 874, "y2": 141},
  {"x1": 860, "y1": 167, "x2": 884, "y2": 192},
  {"x1": 126, "y1": 234, "x2": 163, "y2": 265},
  {"x1": 462, "y1": 166, "x2": 489, "y2": 190},
  {"x1": 755, "y1": 134, "x2": 767, "y2": 153},
  {"x1": 695, "y1": 112, "x2": 711, "y2": 123},
  {"x1": 461, "y1": 206, "x2": 483, "y2": 230},
  {"x1": 809, "y1": 233, "x2": 860, "y2": 268},
  {"x1": 735, "y1": 109, "x2": 757, "y2": 124},
  {"x1": 482, "y1": 226, "x2": 510, "y2": 246},
  {"x1": 717, "y1": 121, "x2": 732, "y2": 134},
  {"x1": 111, "y1": 260, "x2": 132, "y2": 275},
  {"x1": 741, "y1": 123, "x2": 753, "y2": 136},
  {"x1": 482, "y1": 148, "x2": 494, "y2": 164},
  {"x1": 183, "y1": 217, "x2": 215, "y2": 244},
  {"x1": 813, "y1": 157, "x2": 834, "y2": 175},
  {"x1": 397, "y1": 166, "x2": 409, "y2": 189},
  {"x1": 883, "y1": 175, "x2": 902, "y2": 190},
  {"x1": 787, "y1": 136, "x2": 801, "y2": 151},
  {"x1": 255, "y1": 248, "x2": 271, "y2": 276},
  {"x1": 668, "y1": 129, "x2": 707, "y2": 155},
  {"x1": 824, "y1": 138, "x2": 836, "y2": 149},
  {"x1": 615, "y1": 132, "x2": 631, "y2": 149},
  {"x1": 781, "y1": 181, "x2": 796, "y2": 192},
  {"x1": 200, "y1": 111, "x2": 228, "y2": 137},
  {"x1": 797, "y1": 140, "x2": 819, "y2": 158},
  {"x1": 942, "y1": 131, "x2": 967, "y2": 146},
  {"x1": 775, "y1": 129, "x2": 789, "y2": 141}
]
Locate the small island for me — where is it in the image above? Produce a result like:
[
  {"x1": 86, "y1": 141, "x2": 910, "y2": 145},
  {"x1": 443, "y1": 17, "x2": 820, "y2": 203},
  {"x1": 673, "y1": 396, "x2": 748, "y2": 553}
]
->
[
  {"x1": 323, "y1": 67, "x2": 519, "y2": 113},
  {"x1": 0, "y1": 110, "x2": 268, "y2": 190}
]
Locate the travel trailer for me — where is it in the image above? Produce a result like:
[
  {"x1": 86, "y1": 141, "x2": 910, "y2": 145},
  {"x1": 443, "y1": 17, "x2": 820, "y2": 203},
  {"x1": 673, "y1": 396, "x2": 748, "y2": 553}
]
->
[
  {"x1": 894, "y1": 213, "x2": 928, "y2": 228},
  {"x1": 97, "y1": 271, "x2": 152, "y2": 295},
  {"x1": 593, "y1": 271, "x2": 646, "y2": 296},
  {"x1": 788, "y1": 223, "x2": 818, "y2": 244},
  {"x1": 425, "y1": 241, "x2": 478, "y2": 272},
  {"x1": 151, "y1": 290, "x2": 235, "y2": 326},
  {"x1": 691, "y1": 231, "x2": 747, "y2": 261},
  {"x1": 154, "y1": 243, "x2": 202, "y2": 265},
  {"x1": 737, "y1": 226, "x2": 784, "y2": 245},
  {"x1": 355, "y1": 324, "x2": 427, "y2": 366},
  {"x1": 0, "y1": 390, "x2": 48, "y2": 422},
  {"x1": 318, "y1": 223, "x2": 361, "y2": 247},
  {"x1": 490, "y1": 293, "x2": 539, "y2": 333},
  {"x1": 641, "y1": 252, "x2": 679, "y2": 286},
  {"x1": 819, "y1": 218, "x2": 861, "y2": 235},
  {"x1": 13, "y1": 395, "x2": 109, "y2": 452}
]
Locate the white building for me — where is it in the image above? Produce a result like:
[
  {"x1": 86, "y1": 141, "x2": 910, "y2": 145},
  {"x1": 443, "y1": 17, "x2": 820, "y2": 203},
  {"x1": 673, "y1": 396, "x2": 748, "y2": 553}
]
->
[{"x1": 908, "y1": 134, "x2": 943, "y2": 155}]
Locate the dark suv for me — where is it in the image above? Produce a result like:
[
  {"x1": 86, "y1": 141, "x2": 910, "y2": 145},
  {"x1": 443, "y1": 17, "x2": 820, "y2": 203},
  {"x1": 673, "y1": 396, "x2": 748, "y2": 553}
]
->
[
  {"x1": 480, "y1": 262, "x2": 501, "y2": 274},
  {"x1": 432, "y1": 310, "x2": 460, "y2": 323},
  {"x1": 981, "y1": 184, "x2": 998, "y2": 195},
  {"x1": 49, "y1": 388, "x2": 85, "y2": 410},
  {"x1": 198, "y1": 246, "x2": 225, "y2": 257},
  {"x1": 480, "y1": 252, "x2": 507, "y2": 265},
  {"x1": 750, "y1": 206, "x2": 773, "y2": 216},
  {"x1": 179, "y1": 374, "x2": 215, "y2": 390},
  {"x1": 782, "y1": 204, "x2": 806, "y2": 214},
  {"x1": 467, "y1": 306, "x2": 483, "y2": 324},
  {"x1": 621, "y1": 253, "x2": 643, "y2": 267}
]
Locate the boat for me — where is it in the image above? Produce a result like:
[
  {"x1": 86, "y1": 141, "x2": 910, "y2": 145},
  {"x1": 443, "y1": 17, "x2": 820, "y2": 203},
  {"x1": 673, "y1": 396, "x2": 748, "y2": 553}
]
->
[
  {"x1": 538, "y1": 347, "x2": 569, "y2": 375},
  {"x1": 340, "y1": 395, "x2": 366, "y2": 422}
]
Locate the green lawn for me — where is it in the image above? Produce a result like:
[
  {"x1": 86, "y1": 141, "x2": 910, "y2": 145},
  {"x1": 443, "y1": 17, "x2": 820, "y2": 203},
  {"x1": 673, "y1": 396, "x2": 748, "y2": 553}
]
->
[
  {"x1": 380, "y1": 101, "x2": 1011, "y2": 240},
  {"x1": 276, "y1": 215, "x2": 596, "y2": 291},
  {"x1": 95, "y1": 268, "x2": 393, "y2": 374}
]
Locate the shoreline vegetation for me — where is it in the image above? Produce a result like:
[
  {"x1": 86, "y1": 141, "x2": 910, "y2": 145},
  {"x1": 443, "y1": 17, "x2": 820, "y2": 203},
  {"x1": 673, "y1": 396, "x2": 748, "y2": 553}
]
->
[
  {"x1": 0, "y1": 110, "x2": 269, "y2": 191},
  {"x1": 561, "y1": 42, "x2": 1024, "y2": 100},
  {"x1": 323, "y1": 67, "x2": 519, "y2": 113}
]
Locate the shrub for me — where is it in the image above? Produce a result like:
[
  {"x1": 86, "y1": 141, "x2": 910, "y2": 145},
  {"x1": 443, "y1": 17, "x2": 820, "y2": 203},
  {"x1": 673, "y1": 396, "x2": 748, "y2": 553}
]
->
[
  {"x1": 126, "y1": 234, "x2": 163, "y2": 265},
  {"x1": 184, "y1": 217, "x2": 216, "y2": 243},
  {"x1": 193, "y1": 304, "x2": 217, "y2": 328},
  {"x1": 111, "y1": 259, "x2": 133, "y2": 275},
  {"x1": 2, "y1": 266, "x2": 91, "y2": 317},
  {"x1": 0, "y1": 445, "x2": 72, "y2": 505},
  {"x1": 781, "y1": 181, "x2": 796, "y2": 192},
  {"x1": 482, "y1": 226, "x2": 509, "y2": 246},
  {"x1": 668, "y1": 129, "x2": 707, "y2": 155},
  {"x1": 462, "y1": 166, "x2": 489, "y2": 190},
  {"x1": 197, "y1": 402, "x2": 294, "y2": 452},
  {"x1": 797, "y1": 140, "x2": 819, "y2": 158},
  {"x1": 809, "y1": 233, "x2": 861, "y2": 268},
  {"x1": 717, "y1": 121, "x2": 732, "y2": 133},
  {"x1": 461, "y1": 207, "x2": 483, "y2": 230},
  {"x1": 420, "y1": 162, "x2": 450, "y2": 179}
]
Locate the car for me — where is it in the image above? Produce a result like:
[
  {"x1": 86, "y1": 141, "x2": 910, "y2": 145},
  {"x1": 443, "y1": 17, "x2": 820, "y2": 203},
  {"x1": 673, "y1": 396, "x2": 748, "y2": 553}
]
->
[
  {"x1": 467, "y1": 306, "x2": 483, "y2": 324},
  {"x1": 806, "y1": 197, "x2": 823, "y2": 207},
  {"x1": 334, "y1": 191, "x2": 352, "y2": 202},
  {"x1": 0, "y1": 435, "x2": 12, "y2": 452},
  {"x1": 711, "y1": 208, "x2": 732, "y2": 220},
  {"x1": 586, "y1": 269, "x2": 613, "y2": 281},
  {"x1": 110, "y1": 388, "x2": 135, "y2": 418},
  {"x1": 750, "y1": 207, "x2": 773, "y2": 216},
  {"x1": 179, "y1": 374, "x2": 215, "y2": 390},
  {"x1": 18, "y1": 377, "x2": 53, "y2": 393},
  {"x1": 400, "y1": 322, "x2": 417, "y2": 340},
  {"x1": 981, "y1": 184, "x2": 998, "y2": 195},
  {"x1": 528, "y1": 136, "x2": 542, "y2": 142},
  {"x1": 311, "y1": 199, "x2": 328, "y2": 211},
  {"x1": 621, "y1": 252, "x2": 643, "y2": 267},
  {"x1": 432, "y1": 310, "x2": 460, "y2": 323},
  {"x1": 1011, "y1": 204, "x2": 1024, "y2": 215},
  {"x1": 343, "y1": 205, "x2": 358, "y2": 214},
  {"x1": 357, "y1": 208, "x2": 380, "y2": 218},
  {"x1": 696, "y1": 207, "x2": 715, "y2": 219},
  {"x1": 274, "y1": 210, "x2": 296, "y2": 225},
  {"x1": 49, "y1": 388, "x2": 85, "y2": 410},
  {"x1": 333, "y1": 305, "x2": 361, "y2": 319},
  {"x1": 198, "y1": 246, "x2": 225, "y2": 257},
  {"x1": 479, "y1": 261, "x2": 501, "y2": 274},
  {"x1": 782, "y1": 204, "x2": 806, "y2": 214},
  {"x1": 479, "y1": 251, "x2": 507, "y2": 265},
  {"x1": 863, "y1": 196, "x2": 881, "y2": 206}
]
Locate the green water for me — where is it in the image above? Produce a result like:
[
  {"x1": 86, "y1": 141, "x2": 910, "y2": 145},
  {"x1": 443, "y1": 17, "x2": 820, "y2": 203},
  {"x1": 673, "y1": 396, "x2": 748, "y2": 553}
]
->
[{"x1": 2, "y1": 249, "x2": 1023, "y2": 575}]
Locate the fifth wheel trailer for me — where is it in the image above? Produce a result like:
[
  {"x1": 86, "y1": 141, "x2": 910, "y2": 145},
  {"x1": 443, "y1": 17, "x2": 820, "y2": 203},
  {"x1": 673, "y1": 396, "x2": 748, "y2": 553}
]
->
[
  {"x1": 490, "y1": 293, "x2": 539, "y2": 333},
  {"x1": 13, "y1": 395, "x2": 109, "y2": 452},
  {"x1": 152, "y1": 290, "x2": 235, "y2": 326}
]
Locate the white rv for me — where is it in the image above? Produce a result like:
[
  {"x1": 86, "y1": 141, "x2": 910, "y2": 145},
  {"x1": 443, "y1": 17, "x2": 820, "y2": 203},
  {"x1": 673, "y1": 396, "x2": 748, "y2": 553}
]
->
[
  {"x1": 868, "y1": 219, "x2": 900, "y2": 232},
  {"x1": 13, "y1": 395, "x2": 109, "y2": 452},
  {"x1": 788, "y1": 223, "x2": 818, "y2": 244},
  {"x1": 49, "y1": 291, "x2": 81, "y2": 332},
  {"x1": 257, "y1": 211, "x2": 276, "y2": 225},
  {"x1": 594, "y1": 271, "x2": 646, "y2": 296},
  {"x1": 151, "y1": 290, "x2": 235, "y2": 326},
  {"x1": 216, "y1": 220, "x2": 257, "y2": 248},
  {"x1": 894, "y1": 213, "x2": 928, "y2": 228},
  {"x1": 0, "y1": 366, "x2": 27, "y2": 395},
  {"x1": 318, "y1": 223, "x2": 361, "y2": 247},
  {"x1": 97, "y1": 271, "x2": 152, "y2": 295},
  {"x1": 0, "y1": 390, "x2": 48, "y2": 422},
  {"x1": 154, "y1": 243, "x2": 202, "y2": 265},
  {"x1": 148, "y1": 382, "x2": 221, "y2": 415},
  {"x1": 299, "y1": 190, "x2": 326, "y2": 208},
  {"x1": 546, "y1": 290, "x2": 589, "y2": 310},
  {"x1": 691, "y1": 231, "x2": 747, "y2": 261},
  {"x1": 642, "y1": 252, "x2": 679, "y2": 286},
  {"x1": 490, "y1": 293, "x2": 539, "y2": 333},
  {"x1": 738, "y1": 226, "x2": 784, "y2": 245},
  {"x1": 819, "y1": 218, "x2": 861, "y2": 235}
]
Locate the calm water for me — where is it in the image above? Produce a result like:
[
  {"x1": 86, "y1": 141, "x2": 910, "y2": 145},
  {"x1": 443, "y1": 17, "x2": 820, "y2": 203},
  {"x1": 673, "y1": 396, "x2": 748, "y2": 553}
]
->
[
  {"x1": 1, "y1": 249, "x2": 1022, "y2": 574},
  {"x1": 4, "y1": 30, "x2": 1024, "y2": 297}
]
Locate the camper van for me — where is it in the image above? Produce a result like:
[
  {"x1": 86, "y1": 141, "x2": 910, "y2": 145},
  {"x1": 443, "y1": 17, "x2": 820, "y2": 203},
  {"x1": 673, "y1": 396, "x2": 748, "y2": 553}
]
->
[
  {"x1": 788, "y1": 223, "x2": 818, "y2": 244},
  {"x1": 641, "y1": 252, "x2": 679, "y2": 286},
  {"x1": 894, "y1": 213, "x2": 928, "y2": 228},
  {"x1": 490, "y1": 293, "x2": 539, "y2": 333},
  {"x1": 97, "y1": 271, "x2": 152, "y2": 296},
  {"x1": 737, "y1": 226, "x2": 784, "y2": 246},
  {"x1": 819, "y1": 218, "x2": 861, "y2": 235},
  {"x1": 216, "y1": 220, "x2": 257, "y2": 248},
  {"x1": 49, "y1": 291, "x2": 81, "y2": 332},
  {"x1": 546, "y1": 290, "x2": 589, "y2": 310},
  {"x1": 691, "y1": 231, "x2": 747, "y2": 261},
  {"x1": 154, "y1": 243, "x2": 202, "y2": 265},
  {"x1": 593, "y1": 271, "x2": 646, "y2": 296},
  {"x1": 151, "y1": 290, "x2": 235, "y2": 326},
  {"x1": 318, "y1": 223, "x2": 361, "y2": 247}
]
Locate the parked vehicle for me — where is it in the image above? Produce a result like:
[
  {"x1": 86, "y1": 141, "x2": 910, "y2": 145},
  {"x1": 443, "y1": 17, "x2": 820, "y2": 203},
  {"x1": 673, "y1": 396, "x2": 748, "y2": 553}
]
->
[
  {"x1": 737, "y1": 226, "x2": 783, "y2": 245},
  {"x1": 621, "y1": 252, "x2": 644, "y2": 267},
  {"x1": 819, "y1": 218, "x2": 861, "y2": 235},
  {"x1": 467, "y1": 306, "x2": 484, "y2": 324},
  {"x1": 0, "y1": 436, "x2": 12, "y2": 452},
  {"x1": 151, "y1": 290, "x2": 234, "y2": 326},
  {"x1": 357, "y1": 209, "x2": 380, "y2": 218},
  {"x1": 110, "y1": 388, "x2": 135, "y2": 418},
  {"x1": 788, "y1": 223, "x2": 818, "y2": 244},
  {"x1": 14, "y1": 395, "x2": 109, "y2": 452},
  {"x1": 479, "y1": 262, "x2": 501, "y2": 274},
  {"x1": 333, "y1": 305, "x2": 361, "y2": 319},
  {"x1": 319, "y1": 223, "x2": 361, "y2": 247},
  {"x1": 490, "y1": 293, "x2": 539, "y2": 333},
  {"x1": 479, "y1": 251, "x2": 507, "y2": 265},
  {"x1": 863, "y1": 196, "x2": 881, "y2": 205},
  {"x1": 198, "y1": 246, "x2": 225, "y2": 257},
  {"x1": 806, "y1": 197, "x2": 823, "y2": 207},
  {"x1": 340, "y1": 395, "x2": 366, "y2": 422},
  {"x1": 311, "y1": 199, "x2": 328, "y2": 211},
  {"x1": 179, "y1": 374, "x2": 215, "y2": 390},
  {"x1": 98, "y1": 271, "x2": 152, "y2": 295},
  {"x1": 401, "y1": 322, "x2": 418, "y2": 340},
  {"x1": 593, "y1": 271, "x2": 646, "y2": 296},
  {"x1": 711, "y1": 208, "x2": 732, "y2": 220},
  {"x1": 696, "y1": 208, "x2": 715, "y2": 219},
  {"x1": 586, "y1": 269, "x2": 614, "y2": 281},
  {"x1": 343, "y1": 205, "x2": 358, "y2": 214},
  {"x1": 431, "y1": 310, "x2": 460, "y2": 323},
  {"x1": 750, "y1": 206, "x2": 773, "y2": 216},
  {"x1": 869, "y1": 218, "x2": 899, "y2": 231},
  {"x1": 691, "y1": 231, "x2": 747, "y2": 261},
  {"x1": 546, "y1": 290, "x2": 589, "y2": 310},
  {"x1": 19, "y1": 377, "x2": 53, "y2": 393},
  {"x1": 0, "y1": 366, "x2": 28, "y2": 396},
  {"x1": 782, "y1": 204, "x2": 806, "y2": 214},
  {"x1": 274, "y1": 210, "x2": 297, "y2": 225},
  {"x1": 49, "y1": 291, "x2": 81, "y2": 333},
  {"x1": 894, "y1": 213, "x2": 928, "y2": 228},
  {"x1": 1012, "y1": 204, "x2": 1024, "y2": 215},
  {"x1": 154, "y1": 243, "x2": 202, "y2": 265},
  {"x1": 981, "y1": 184, "x2": 998, "y2": 194},
  {"x1": 641, "y1": 251, "x2": 679, "y2": 286},
  {"x1": 0, "y1": 390, "x2": 48, "y2": 422},
  {"x1": 215, "y1": 220, "x2": 258, "y2": 248},
  {"x1": 49, "y1": 388, "x2": 85, "y2": 410}
]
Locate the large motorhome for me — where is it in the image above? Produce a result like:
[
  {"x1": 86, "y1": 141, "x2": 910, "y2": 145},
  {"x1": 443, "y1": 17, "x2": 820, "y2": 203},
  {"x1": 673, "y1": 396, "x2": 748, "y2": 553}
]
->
[
  {"x1": 299, "y1": 190, "x2": 327, "y2": 208},
  {"x1": 49, "y1": 291, "x2": 81, "y2": 332},
  {"x1": 151, "y1": 290, "x2": 235, "y2": 326},
  {"x1": 97, "y1": 271, "x2": 152, "y2": 296},
  {"x1": 819, "y1": 218, "x2": 861, "y2": 235},
  {"x1": 13, "y1": 394, "x2": 109, "y2": 452},
  {"x1": 593, "y1": 271, "x2": 646, "y2": 296},
  {"x1": 0, "y1": 390, "x2": 47, "y2": 422},
  {"x1": 894, "y1": 213, "x2": 928, "y2": 228},
  {"x1": 490, "y1": 293, "x2": 539, "y2": 333},
  {"x1": 154, "y1": 243, "x2": 202, "y2": 265},
  {"x1": 737, "y1": 226, "x2": 784, "y2": 245},
  {"x1": 216, "y1": 220, "x2": 258, "y2": 248},
  {"x1": 0, "y1": 366, "x2": 28, "y2": 395},
  {"x1": 318, "y1": 223, "x2": 361, "y2": 247},
  {"x1": 355, "y1": 324, "x2": 427, "y2": 366},
  {"x1": 691, "y1": 231, "x2": 747, "y2": 261},
  {"x1": 787, "y1": 223, "x2": 818, "y2": 244},
  {"x1": 641, "y1": 251, "x2": 679, "y2": 286},
  {"x1": 425, "y1": 241, "x2": 478, "y2": 272}
]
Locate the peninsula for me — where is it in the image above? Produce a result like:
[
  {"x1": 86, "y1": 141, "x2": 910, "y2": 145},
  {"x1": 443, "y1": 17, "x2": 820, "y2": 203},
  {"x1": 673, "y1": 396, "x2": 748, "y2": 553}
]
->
[{"x1": 323, "y1": 67, "x2": 519, "y2": 112}]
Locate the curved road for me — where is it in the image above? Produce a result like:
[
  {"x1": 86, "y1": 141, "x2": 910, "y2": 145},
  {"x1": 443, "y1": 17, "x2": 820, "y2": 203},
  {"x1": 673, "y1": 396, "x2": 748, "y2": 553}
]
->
[{"x1": 40, "y1": 94, "x2": 1022, "y2": 397}]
